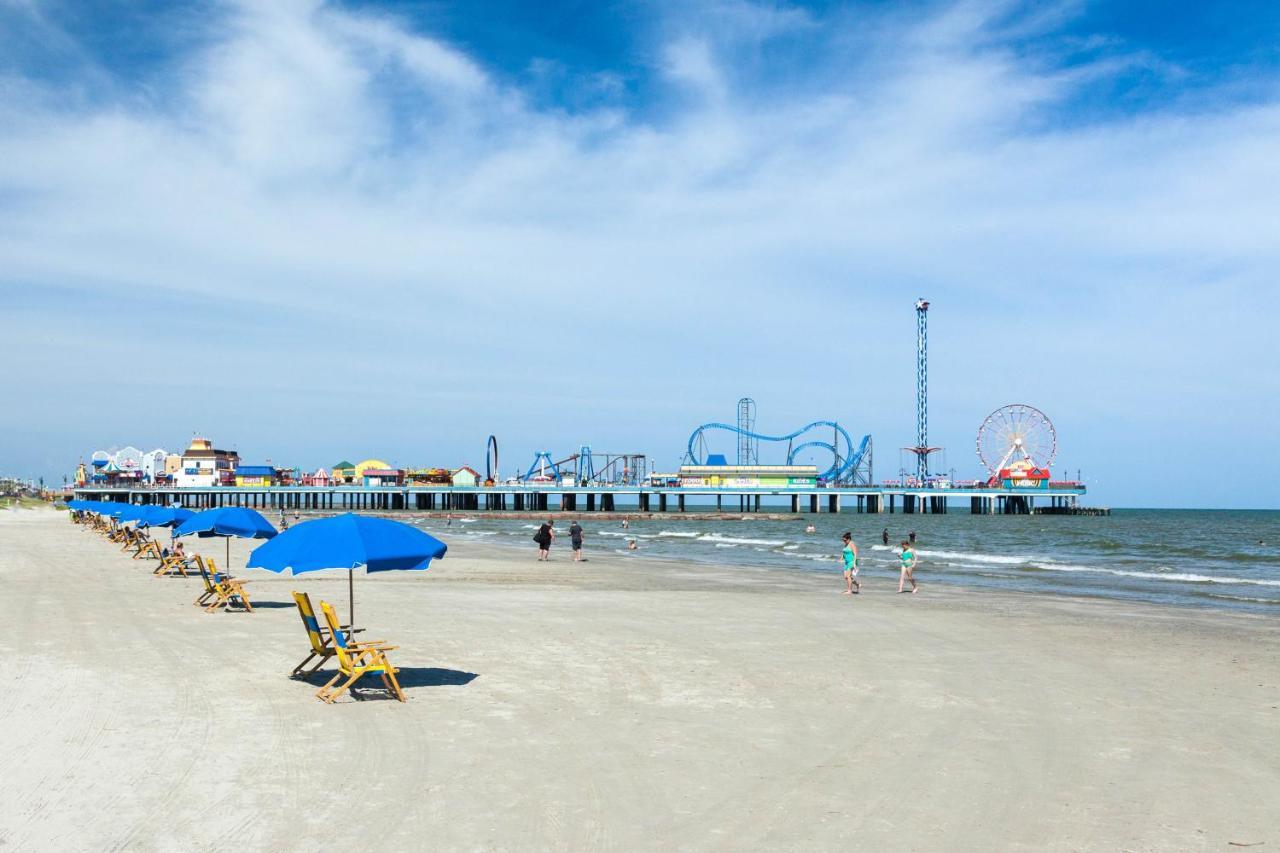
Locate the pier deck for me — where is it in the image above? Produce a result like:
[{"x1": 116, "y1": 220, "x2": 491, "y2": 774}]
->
[{"x1": 74, "y1": 484, "x2": 1089, "y2": 516}]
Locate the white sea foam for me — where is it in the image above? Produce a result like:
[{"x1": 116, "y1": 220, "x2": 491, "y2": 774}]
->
[
  {"x1": 700, "y1": 533, "x2": 787, "y2": 547},
  {"x1": 1028, "y1": 562, "x2": 1280, "y2": 587},
  {"x1": 715, "y1": 543, "x2": 738, "y2": 548},
  {"x1": 914, "y1": 549, "x2": 1028, "y2": 565},
  {"x1": 658, "y1": 531, "x2": 699, "y2": 538},
  {"x1": 782, "y1": 545, "x2": 799, "y2": 550}
]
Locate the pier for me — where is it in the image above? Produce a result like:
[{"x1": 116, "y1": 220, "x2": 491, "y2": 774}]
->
[{"x1": 73, "y1": 483, "x2": 1089, "y2": 516}]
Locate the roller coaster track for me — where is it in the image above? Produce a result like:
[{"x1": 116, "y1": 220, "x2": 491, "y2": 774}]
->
[{"x1": 686, "y1": 421, "x2": 871, "y2": 483}]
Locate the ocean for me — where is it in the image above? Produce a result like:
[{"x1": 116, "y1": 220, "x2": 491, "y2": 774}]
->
[{"x1": 408, "y1": 509, "x2": 1280, "y2": 613}]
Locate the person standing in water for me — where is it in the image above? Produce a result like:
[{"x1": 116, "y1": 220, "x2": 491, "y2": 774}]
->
[
  {"x1": 570, "y1": 519, "x2": 584, "y2": 562},
  {"x1": 881, "y1": 528, "x2": 889, "y2": 546},
  {"x1": 841, "y1": 532, "x2": 860, "y2": 595},
  {"x1": 909, "y1": 530, "x2": 916, "y2": 544},
  {"x1": 898, "y1": 540, "x2": 919, "y2": 593}
]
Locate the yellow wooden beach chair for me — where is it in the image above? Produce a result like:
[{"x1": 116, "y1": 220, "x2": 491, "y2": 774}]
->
[
  {"x1": 134, "y1": 539, "x2": 163, "y2": 561},
  {"x1": 194, "y1": 557, "x2": 253, "y2": 613},
  {"x1": 119, "y1": 527, "x2": 140, "y2": 552},
  {"x1": 154, "y1": 551, "x2": 192, "y2": 577},
  {"x1": 315, "y1": 601, "x2": 404, "y2": 703},
  {"x1": 290, "y1": 591, "x2": 365, "y2": 677}
]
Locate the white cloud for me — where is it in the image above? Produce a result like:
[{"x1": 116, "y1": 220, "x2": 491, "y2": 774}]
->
[{"x1": 1, "y1": 0, "x2": 1277, "y2": 503}]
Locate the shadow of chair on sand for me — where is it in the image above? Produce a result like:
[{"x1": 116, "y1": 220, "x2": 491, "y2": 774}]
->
[{"x1": 296, "y1": 666, "x2": 479, "y2": 698}]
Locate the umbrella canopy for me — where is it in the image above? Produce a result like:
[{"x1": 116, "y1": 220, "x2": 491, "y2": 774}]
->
[
  {"x1": 104, "y1": 503, "x2": 146, "y2": 522},
  {"x1": 175, "y1": 507, "x2": 278, "y2": 570},
  {"x1": 137, "y1": 506, "x2": 195, "y2": 529},
  {"x1": 247, "y1": 513, "x2": 446, "y2": 623},
  {"x1": 175, "y1": 507, "x2": 278, "y2": 540}
]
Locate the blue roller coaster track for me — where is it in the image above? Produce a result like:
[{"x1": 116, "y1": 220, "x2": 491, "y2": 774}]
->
[{"x1": 686, "y1": 421, "x2": 871, "y2": 483}]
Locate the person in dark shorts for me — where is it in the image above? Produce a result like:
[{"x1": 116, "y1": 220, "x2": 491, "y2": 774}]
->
[
  {"x1": 535, "y1": 519, "x2": 554, "y2": 561},
  {"x1": 881, "y1": 527, "x2": 889, "y2": 546},
  {"x1": 569, "y1": 520, "x2": 584, "y2": 561}
]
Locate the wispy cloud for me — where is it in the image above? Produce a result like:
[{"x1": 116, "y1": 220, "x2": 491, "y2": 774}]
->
[{"x1": 0, "y1": 0, "x2": 1277, "y2": 505}]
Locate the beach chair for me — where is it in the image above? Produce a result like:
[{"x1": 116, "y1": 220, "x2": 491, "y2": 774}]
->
[
  {"x1": 290, "y1": 591, "x2": 364, "y2": 677},
  {"x1": 194, "y1": 557, "x2": 253, "y2": 613},
  {"x1": 315, "y1": 601, "x2": 404, "y2": 703},
  {"x1": 155, "y1": 551, "x2": 193, "y2": 577},
  {"x1": 124, "y1": 528, "x2": 152, "y2": 555},
  {"x1": 134, "y1": 539, "x2": 163, "y2": 561},
  {"x1": 107, "y1": 523, "x2": 128, "y2": 543}
]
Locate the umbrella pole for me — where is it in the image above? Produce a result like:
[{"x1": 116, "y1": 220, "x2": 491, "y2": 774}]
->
[
  {"x1": 226, "y1": 536, "x2": 230, "y2": 572},
  {"x1": 349, "y1": 568, "x2": 355, "y2": 627}
]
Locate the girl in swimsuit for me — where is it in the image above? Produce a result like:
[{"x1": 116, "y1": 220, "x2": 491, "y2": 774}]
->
[
  {"x1": 898, "y1": 541, "x2": 919, "y2": 593},
  {"x1": 841, "y1": 532, "x2": 860, "y2": 595}
]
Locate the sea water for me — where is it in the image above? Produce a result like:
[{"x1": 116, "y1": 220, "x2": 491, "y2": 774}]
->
[{"x1": 409, "y1": 509, "x2": 1280, "y2": 613}]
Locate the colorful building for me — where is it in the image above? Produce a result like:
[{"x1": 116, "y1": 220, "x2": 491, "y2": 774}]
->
[
  {"x1": 303, "y1": 468, "x2": 331, "y2": 486},
  {"x1": 362, "y1": 468, "x2": 403, "y2": 487},
  {"x1": 677, "y1": 464, "x2": 819, "y2": 488},
  {"x1": 998, "y1": 461, "x2": 1051, "y2": 489},
  {"x1": 331, "y1": 461, "x2": 356, "y2": 484},
  {"x1": 175, "y1": 437, "x2": 239, "y2": 488},
  {"x1": 235, "y1": 465, "x2": 276, "y2": 487},
  {"x1": 354, "y1": 459, "x2": 392, "y2": 481},
  {"x1": 141, "y1": 449, "x2": 168, "y2": 484},
  {"x1": 451, "y1": 466, "x2": 481, "y2": 487}
]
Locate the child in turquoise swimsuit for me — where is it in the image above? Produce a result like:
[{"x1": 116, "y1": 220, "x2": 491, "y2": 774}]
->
[
  {"x1": 841, "y1": 532, "x2": 860, "y2": 595},
  {"x1": 898, "y1": 541, "x2": 919, "y2": 593}
]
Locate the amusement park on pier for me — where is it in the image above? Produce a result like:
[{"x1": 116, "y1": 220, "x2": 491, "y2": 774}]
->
[{"x1": 71, "y1": 301, "x2": 1095, "y2": 517}]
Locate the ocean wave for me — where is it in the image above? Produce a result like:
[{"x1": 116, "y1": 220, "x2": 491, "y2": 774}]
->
[
  {"x1": 715, "y1": 543, "x2": 738, "y2": 548},
  {"x1": 914, "y1": 548, "x2": 1029, "y2": 565},
  {"x1": 1030, "y1": 563, "x2": 1280, "y2": 587},
  {"x1": 700, "y1": 534, "x2": 787, "y2": 547},
  {"x1": 658, "y1": 531, "x2": 700, "y2": 538}
]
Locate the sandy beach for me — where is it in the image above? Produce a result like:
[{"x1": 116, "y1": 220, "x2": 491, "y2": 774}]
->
[{"x1": 1, "y1": 507, "x2": 1276, "y2": 852}]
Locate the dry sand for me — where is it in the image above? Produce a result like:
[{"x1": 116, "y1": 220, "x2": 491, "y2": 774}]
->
[{"x1": 1, "y1": 507, "x2": 1277, "y2": 852}]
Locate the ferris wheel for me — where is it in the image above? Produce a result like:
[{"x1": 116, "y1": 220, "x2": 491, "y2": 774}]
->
[{"x1": 976, "y1": 404, "x2": 1057, "y2": 475}]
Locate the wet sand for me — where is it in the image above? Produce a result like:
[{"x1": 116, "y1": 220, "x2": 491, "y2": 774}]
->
[{"x1": 1, "y1": 507, "x2": 1277, "y2": 851}]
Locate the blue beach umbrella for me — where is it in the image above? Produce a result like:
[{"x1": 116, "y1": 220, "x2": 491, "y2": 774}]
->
[
  {"x1": 175, "y1": 507, "x2": 278, "y2": 569},
  {"x1": 247, "y1": 513, "x2": 447, "y2": 625},
  {"x1": 137, "y1": 506, "x2": 195, "y2": 529},
  {"x1": 105, "y1": 503, "x2": 146, "y2": 523}
]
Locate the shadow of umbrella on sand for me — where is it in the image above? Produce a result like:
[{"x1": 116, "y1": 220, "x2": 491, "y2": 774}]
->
[
  {"x1": 245, "y1": 513, "x2": 447, "y2": 626},
  {"x1": 174, "y1": 506, "x2": 278, "y2": 569}
]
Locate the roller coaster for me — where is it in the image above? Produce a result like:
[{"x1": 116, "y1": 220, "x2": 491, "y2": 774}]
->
[
  {"x1": 518, "y1": 445, "x2": 648, "y2": 485},
  {"x1": 685, "y1": 420, "x2": 873, "y2": 485}
]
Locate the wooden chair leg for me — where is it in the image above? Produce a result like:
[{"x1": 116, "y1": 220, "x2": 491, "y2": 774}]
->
[
  {"x1": 382, "y1": 669, "x2": 405, "y2": 702},
  {"x1": 291, "y1": 652, "x2": 318, "y2": 677}
]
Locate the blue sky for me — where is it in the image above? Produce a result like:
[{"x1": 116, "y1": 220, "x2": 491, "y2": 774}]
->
[{"x1": 1, "y1": 0, "x2": 1278, "y2": 508}]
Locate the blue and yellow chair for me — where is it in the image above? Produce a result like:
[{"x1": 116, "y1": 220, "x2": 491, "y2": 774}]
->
[
  {"x1": 290, "y1": 591, "x2": 363, "y2": 677},
  {"x1": 194, "y1": 557, "x2": 253, "y2": 613},
  {"x1": 315, "y1": 600, "x2": 404, "y2": 703}
]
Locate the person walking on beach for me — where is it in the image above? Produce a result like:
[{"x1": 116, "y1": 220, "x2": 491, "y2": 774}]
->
[
  {"x1": 881, "y1": 527, "x2": 889, "y2": 546},
  {"x1": 535, "y1": 519, "x2": 554, "y2": 561},
  {"x1": 570, "y1": 520, "x2": 585, "y2": 562},
  {"x1": 841, "y1": 532, "x2": 860, "y2": 595},
  {"x1": 898, "y1": 540, "x2": 919, "y2": 593}
]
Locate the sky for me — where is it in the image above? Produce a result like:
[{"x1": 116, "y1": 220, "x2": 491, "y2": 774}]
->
[{"x1": 1, "y1": 0, "x2": 1278, "y2": 508}]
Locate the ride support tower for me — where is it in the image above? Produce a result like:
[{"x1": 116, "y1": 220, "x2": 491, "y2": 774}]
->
[{"x1": 909, "y1": 298, "x2": 941, "y2": 481}]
